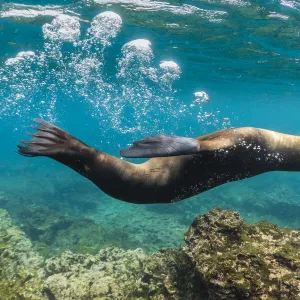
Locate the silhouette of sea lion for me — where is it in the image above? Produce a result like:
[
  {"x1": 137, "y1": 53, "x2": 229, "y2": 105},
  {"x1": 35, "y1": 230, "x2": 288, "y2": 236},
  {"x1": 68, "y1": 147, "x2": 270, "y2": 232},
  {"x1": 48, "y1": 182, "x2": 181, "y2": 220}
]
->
[{"x1": 17, "y1": 119, "x2": 299, "y2": 204}]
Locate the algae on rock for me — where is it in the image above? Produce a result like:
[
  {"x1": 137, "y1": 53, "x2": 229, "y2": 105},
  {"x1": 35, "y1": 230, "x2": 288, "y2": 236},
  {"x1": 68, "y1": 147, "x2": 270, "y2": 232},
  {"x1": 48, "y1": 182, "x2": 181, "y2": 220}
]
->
[
  {"x1": 41, "y1": 247, "x2": 202, "y2": 299},
  {"x1": 0, "y1": 206, "x2": 299, "y2": 299},
  {"x1": 185, "y1": 207, "x2": 300, "y2": 299},
  {"x1": 0, "y1": 209, "x2": 44, "y2": 300}
]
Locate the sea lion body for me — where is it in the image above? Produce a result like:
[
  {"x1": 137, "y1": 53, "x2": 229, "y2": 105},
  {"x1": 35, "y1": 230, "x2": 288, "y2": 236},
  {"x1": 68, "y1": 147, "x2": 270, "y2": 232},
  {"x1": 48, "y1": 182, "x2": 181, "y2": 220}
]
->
[
  {"x1": 17, "y1": 120, "x2": 300, "y2": 204},
  {"x1": 128, "y1": 128, "x2": 270, "y2": 203}
]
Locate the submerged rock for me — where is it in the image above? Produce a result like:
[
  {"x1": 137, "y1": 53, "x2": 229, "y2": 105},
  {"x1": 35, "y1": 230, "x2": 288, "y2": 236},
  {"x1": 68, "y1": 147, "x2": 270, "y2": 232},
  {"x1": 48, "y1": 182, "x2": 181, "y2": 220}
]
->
[
  {"x1": 0, "y1": 207, "x2": 299, "y2": 299},
  {"x1": 142, "y1": 248, "x2": 204, "y2": 299},
  {"x1": 42, "y1": 248, "x2": 147, "y2": 299},
  {"x1": 185, "y1": 207, "x2": 300, "y2": 299},
  {"x1": 0, "y1": 209, "x2": 43, "y2": 299},
  {"x1": 41, "y1": 247, "x2": 203, "y2": 299}
]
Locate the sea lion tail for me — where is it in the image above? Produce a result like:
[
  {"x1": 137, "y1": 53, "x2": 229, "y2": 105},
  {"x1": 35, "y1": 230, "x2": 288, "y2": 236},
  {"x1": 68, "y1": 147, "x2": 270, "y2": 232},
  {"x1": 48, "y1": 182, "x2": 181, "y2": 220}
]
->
[
  {"x1": 17, "y1": 119, "x2": 79, "y2": 157},
  {"x1": 120, "y1": 134, "x2": 200, "y2": 158}
]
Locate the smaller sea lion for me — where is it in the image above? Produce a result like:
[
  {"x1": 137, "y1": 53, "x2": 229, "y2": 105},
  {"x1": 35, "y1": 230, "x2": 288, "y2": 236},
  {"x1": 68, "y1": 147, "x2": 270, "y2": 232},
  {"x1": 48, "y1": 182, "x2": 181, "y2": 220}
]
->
[{"x1": 17, "y1": 119, "x2": 300, "y2": 204}]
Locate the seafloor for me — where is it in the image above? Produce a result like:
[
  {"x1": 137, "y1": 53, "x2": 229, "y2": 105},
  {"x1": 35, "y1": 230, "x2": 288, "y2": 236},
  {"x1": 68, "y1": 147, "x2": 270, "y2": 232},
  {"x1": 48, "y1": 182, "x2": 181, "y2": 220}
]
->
[
  {"x1": 0, "y1": 165, "x2": 300, "y2": 299},
  {"x1": 1, "y1": 165, "x2": 300, "y2": 256},
  {"x1": 0, "y1": 206, "x2": 299, "y2": 299}
]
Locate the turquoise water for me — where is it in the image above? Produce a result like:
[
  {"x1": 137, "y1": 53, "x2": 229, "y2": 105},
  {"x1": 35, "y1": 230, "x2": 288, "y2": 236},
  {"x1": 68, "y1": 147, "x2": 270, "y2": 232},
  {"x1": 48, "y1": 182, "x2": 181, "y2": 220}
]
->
[{"x1": 0, "y1": 0, "x2": 300, "y2": 256}]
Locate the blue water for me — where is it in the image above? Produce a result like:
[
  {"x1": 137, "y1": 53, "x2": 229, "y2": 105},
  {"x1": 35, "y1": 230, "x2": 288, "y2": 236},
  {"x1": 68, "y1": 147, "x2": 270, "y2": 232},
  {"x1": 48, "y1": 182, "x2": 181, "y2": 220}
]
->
[{"x1": 0, "y1": 0, "x2": 300, "y2": 254}]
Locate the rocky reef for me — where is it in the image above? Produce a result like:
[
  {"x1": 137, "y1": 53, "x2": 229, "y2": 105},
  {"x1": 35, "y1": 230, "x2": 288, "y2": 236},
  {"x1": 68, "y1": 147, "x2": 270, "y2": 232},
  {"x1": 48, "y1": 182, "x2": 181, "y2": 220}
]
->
[
  {"x1": 0, "y1": 207, "x2": 299, "y2": 299},
  {"x1": 0, "y1": 209, "x2": 43, "y2": 299},
  {"x1": 185, "y1": 208, "x2": 300, "y2": 299}
]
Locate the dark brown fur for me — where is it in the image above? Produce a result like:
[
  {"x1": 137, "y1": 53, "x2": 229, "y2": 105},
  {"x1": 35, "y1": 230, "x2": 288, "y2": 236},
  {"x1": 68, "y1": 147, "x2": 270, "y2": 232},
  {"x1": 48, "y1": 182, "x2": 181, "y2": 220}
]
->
[{"x1": 18, "y1": 122, "x2": 300, "y2": 204}]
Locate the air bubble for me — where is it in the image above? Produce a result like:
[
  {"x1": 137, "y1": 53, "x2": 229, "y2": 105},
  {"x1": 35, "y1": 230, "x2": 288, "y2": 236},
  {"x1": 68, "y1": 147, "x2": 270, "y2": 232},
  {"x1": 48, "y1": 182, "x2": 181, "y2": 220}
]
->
[
  {"x1": 5, "y1": 51, "x2": 36, "y2": 66},
  {"x1": 194, "y1": 91, "x2": 209, "y2": 103},
  {"x1": 159, "y1": 61, "x2": 181, "y2": 89},
  {"x1": 42, "y1": 14, "x2": 81, "y2": 43},
  {"x1": 86, "y1": 11, "x2": 122, "y2": 47}
]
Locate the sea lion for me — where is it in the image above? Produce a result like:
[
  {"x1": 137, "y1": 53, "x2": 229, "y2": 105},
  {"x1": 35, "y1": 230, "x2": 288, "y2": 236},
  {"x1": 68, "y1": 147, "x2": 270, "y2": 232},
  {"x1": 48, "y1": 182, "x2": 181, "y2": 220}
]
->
[{"x1": 17, "y1": 119, "x2": 300, "y2": 204}]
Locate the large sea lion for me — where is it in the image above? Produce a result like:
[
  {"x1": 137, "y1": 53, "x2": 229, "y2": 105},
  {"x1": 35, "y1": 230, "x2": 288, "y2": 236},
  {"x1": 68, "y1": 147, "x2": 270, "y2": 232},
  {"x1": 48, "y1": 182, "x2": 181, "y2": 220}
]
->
[{"x1": 17, "y1": 119, "x2": 300, "y2": 204}]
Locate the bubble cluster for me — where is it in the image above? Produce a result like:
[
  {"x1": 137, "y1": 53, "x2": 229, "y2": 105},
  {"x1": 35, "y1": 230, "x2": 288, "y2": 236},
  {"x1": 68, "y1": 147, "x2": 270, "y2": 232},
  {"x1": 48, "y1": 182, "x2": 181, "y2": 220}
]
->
[
  {"x1": 189, "y1": 91, "x2": 231, "y2": 130},
  {"x1": 86, "y1": 12, "x2": 122, "y2": 47},
  {"x1": 5, "y1": 51, "x2": 36, "y2": 66},
  {"x1": 0, "y1": 10, "x2": 228, "y2": 139},
  {"x1": 118, "y1": 39, "x2": 155, "y2": 80},
  {"x1": 194, "y1": 91, "x2": 209, "y2": 103},
  {"x1": 159, "y1": 61, "x2": 181, "y2": 90},
  {"x1": 113, "y1": 39, "x2": 182, "y2": 134},
  {"x1": 42, "y1": 15, "x2": 81, "y2": 43}
]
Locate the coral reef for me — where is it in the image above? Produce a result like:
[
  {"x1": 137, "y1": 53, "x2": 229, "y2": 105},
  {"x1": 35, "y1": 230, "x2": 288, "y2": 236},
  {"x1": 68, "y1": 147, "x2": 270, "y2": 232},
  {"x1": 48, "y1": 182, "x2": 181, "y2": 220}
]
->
[{"x1": 0, "y1": 207, "x2": 299, "y2": 299}]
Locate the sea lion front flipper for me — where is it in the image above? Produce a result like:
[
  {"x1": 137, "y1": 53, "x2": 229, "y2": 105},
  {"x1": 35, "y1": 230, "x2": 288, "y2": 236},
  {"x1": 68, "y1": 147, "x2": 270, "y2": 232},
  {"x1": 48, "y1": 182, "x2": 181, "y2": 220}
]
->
[{"x1": 120, "y1": 134, "x2": 200, "y2": 158}]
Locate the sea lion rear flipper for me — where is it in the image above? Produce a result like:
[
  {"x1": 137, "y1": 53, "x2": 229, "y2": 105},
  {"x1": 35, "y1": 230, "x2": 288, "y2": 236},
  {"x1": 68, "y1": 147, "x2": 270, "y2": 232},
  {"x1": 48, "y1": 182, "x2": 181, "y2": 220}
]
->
[
  {"x1": 17, "y1": 119, "x2": 81, "y2": 157},
  {"x1": 120, "y1": 134, "x2": 200, "y2": 158}
]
